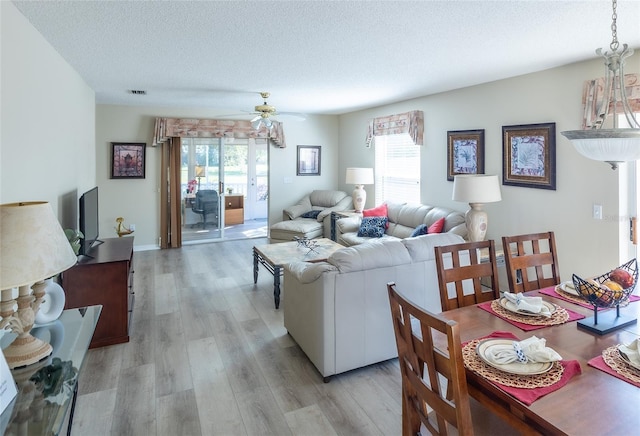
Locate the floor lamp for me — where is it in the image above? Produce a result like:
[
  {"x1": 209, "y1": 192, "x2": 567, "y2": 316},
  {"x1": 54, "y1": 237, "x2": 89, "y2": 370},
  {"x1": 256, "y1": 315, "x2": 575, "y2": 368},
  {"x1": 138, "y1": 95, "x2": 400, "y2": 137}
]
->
[
  {"x1": 452, "y1": 175, "x2": 502, "y2": 242},
  {"x1": 346, "y1": 168, "x2": 374, "y2": 213},
  {"x1": 0, "y1": 202, "x2": 77, "y2": 369}
]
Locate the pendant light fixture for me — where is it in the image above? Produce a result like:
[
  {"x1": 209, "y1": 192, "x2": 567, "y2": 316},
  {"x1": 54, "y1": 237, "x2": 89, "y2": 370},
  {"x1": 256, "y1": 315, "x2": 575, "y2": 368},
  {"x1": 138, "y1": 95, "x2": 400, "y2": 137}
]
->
[{"x1": 561, "y1": 0, "x2": 640, "y2": 170}]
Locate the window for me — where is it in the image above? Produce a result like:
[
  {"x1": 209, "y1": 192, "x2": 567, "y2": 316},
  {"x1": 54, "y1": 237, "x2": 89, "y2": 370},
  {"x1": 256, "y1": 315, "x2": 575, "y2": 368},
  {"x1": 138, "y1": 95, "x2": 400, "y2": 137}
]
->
[{"x1": 374, "y1": 134, "x2": 420, "y2": 204}]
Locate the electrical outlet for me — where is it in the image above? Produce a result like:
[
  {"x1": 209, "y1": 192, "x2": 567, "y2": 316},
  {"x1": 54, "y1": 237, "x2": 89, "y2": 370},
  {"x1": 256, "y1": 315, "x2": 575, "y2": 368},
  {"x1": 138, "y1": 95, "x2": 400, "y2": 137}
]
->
[
  {"x1": 593, "y1": 204, "x2": 603, "y2": 220},
  {"x1": 129, "y1": 224, "x2": 136, "y2": 231}
]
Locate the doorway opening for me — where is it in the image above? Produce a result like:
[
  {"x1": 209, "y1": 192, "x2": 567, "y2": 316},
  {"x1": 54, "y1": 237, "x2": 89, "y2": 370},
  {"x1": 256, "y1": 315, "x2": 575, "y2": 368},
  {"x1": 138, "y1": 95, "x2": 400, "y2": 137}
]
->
[{"x1": 180, "y1": 137, "x2": 268, "y2": 243}]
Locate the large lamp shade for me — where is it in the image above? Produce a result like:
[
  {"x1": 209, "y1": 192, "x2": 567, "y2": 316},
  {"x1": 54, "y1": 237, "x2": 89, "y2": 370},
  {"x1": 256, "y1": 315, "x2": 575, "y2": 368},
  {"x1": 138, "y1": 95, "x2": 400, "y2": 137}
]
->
[
  {"x1": 452, "y1": 175, "x2": 501, "y2": 242},
  {"x1": 1, "y1": 202, "x2": 77, "y2": 368}
]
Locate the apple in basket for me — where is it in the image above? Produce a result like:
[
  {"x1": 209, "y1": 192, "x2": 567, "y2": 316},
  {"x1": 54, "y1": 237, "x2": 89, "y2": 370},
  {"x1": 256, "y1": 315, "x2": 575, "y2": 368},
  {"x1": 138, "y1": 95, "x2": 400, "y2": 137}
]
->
[{"x1": 609, "y1": 268, "x2": 634, "y2": 289}]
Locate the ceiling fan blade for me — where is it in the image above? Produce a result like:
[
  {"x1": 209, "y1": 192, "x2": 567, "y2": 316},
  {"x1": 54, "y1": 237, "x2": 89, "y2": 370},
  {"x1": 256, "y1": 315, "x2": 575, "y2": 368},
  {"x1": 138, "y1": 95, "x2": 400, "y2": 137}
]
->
[
  {"x1": 250, "y1": 115, "x2": 261, "y2": 122},
  {"x1": 276, "y1": 111, "x2": 307, "y2": 121}
]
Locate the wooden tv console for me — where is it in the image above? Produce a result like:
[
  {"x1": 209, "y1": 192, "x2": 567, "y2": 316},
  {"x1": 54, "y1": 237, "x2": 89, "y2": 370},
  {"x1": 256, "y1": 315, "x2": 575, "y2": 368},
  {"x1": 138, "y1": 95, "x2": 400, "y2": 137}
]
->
[{"x1": 62, "y1": 237, "x2": 134, "y2": 348}]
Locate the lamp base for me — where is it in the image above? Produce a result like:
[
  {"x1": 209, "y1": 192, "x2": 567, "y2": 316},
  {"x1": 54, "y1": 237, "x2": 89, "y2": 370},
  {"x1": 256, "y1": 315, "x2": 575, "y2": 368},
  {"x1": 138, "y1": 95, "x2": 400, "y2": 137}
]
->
[
  {"x1": 352, "y1": 185, "x2": 367, "y2": 213},
  {"x1": 2, "y1": 333, "x2": 53, "y2": 369},
  {"x1": 465, "y1": 203, "x2": 488, "y2": 242}
]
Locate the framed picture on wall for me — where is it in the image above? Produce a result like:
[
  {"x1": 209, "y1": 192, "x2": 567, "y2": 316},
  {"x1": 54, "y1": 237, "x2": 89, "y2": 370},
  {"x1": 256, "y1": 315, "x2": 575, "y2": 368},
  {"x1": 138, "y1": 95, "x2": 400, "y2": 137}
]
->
[
  {"x1": 447, "y1": 129, "x2": 485, "y2": 181},
  {"x1": 502, "y1": 123, "x2": 556, "y2": 190},
  {"x1": 111, "y1": 142, "x2": 146, "y2": 179},
  {"x1": 297, "y1": 145, "x2": 321, "y2": 176}
]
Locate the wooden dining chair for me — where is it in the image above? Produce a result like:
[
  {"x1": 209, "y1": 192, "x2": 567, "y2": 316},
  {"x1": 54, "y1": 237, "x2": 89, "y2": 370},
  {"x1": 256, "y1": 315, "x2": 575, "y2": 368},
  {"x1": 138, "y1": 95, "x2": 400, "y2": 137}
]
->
[
  {"x1": 387, "y1": 282, "x2": 519, "y2": 436},
  {"x1": 501, "y1": 231, "x2": 561, "y2": 294},
  {"x1": 434, "y1": 240, "x2": 501, "y2": 311}
]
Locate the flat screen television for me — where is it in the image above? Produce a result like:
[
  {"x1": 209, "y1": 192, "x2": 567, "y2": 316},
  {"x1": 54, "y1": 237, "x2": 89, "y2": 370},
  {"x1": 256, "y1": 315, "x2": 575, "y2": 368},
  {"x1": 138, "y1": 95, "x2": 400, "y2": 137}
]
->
[{"x1": 79, "y1": 186, "x2": 102, "y2": 256}]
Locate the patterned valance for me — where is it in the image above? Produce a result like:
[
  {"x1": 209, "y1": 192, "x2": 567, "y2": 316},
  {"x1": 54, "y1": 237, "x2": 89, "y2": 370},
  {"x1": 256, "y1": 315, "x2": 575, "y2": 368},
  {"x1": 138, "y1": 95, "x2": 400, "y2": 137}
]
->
[
  {"x1": 581, "y1": 73, "x2": 640, "y2": 129},
  {"x1": 365, "y1": 110, "x2": 424, "y2": 146},
  {"x1": 152, "y1": 117, "x2": 286, "y2": 148}
]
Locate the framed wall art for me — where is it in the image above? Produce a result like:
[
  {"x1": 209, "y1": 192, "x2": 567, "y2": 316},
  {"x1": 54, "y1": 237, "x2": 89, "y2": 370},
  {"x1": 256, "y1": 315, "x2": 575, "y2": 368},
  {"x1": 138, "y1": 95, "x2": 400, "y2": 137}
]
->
[
  {"x1": 111, "y1": 142, "x2": 146, "y2": 179},
  {"x1": 447, "y1": 129, "x2": 485, "y2": 181},
  {"x1": 502, "y1": 123, "x2": 556, "y2": 190},
  {"x1": 297, "y1": 145, "x2": 321, "y2": 176}
]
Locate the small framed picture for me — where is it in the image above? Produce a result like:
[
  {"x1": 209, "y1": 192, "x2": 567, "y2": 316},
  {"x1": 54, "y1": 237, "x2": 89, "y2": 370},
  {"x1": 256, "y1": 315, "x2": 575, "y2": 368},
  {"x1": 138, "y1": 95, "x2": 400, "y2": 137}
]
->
[
  {"x1": 111, "y1": 142, "x2": 146, "y2": 179},
  {"x1": 297, "y1": 145, "x2": 321, "y2": 176},
  {"x1": 502, "y1": 123, "x2": 556, "y2": 190},
  {"x1": 447, "y1": 129, "x2": 485, "y2": 181}
]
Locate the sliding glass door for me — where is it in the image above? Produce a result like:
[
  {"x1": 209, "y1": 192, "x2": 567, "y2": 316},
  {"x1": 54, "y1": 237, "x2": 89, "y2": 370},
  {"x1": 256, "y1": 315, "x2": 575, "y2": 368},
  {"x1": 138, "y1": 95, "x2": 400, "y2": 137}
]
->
[{"x1": 180, "y1": 137, "x2": 268, "y2": 243}]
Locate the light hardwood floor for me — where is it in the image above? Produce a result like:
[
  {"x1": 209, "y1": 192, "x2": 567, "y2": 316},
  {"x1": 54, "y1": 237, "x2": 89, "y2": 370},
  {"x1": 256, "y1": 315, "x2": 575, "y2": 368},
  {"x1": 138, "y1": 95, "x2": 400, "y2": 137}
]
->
[{"x1": 70, "y1": 237, "x2": 402, "y2": 435}]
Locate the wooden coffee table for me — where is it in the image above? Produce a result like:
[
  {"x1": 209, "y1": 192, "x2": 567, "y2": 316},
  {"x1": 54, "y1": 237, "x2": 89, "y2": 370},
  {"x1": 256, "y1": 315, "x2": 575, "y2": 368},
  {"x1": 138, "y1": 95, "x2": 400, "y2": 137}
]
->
[{"x1": 253, "y1": 238, "x2": 343, "y2": 309}]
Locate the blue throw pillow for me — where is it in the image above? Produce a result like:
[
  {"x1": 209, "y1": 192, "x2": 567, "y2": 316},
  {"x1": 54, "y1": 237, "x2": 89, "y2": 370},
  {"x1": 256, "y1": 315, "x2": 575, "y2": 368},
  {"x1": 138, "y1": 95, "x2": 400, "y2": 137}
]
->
[
  {"x1": 357, "y1": 216, "x2": 388, "y2": 238},
  {"x1": 410, "y1": 224, "x2": 428, "y2": 237},
  {"x1": 300, "y1": 210, "x2": 321, "y2": 219}
]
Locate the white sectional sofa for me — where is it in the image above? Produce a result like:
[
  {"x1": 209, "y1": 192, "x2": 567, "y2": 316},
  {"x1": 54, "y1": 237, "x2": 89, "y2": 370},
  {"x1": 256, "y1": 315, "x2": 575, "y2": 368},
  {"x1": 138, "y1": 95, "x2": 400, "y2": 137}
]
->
[
  {"x1": 334, "y1": 201, "x2": 467, "y2": 246},
  {"x1": 283, "y1": 232, "x2": 465, "y2": 381}
]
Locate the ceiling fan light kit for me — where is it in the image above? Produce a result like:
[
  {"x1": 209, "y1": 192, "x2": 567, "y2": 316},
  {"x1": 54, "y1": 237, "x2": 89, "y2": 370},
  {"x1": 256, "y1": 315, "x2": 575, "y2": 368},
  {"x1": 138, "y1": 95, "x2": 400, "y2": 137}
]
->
[{"x1": 561, "y1": 0, "x2": 640, "y2": 170}]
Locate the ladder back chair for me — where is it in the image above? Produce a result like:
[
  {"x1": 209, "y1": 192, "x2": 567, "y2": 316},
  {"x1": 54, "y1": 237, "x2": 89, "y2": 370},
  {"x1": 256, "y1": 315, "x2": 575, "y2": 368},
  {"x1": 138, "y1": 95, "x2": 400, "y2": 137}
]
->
[
  {"x1": 387, "y1": 282, "x2": 473, "y2": 435},
  {"x1": 434, "y1": 240, "x2": 501, "y2": 311},
  {"x1": 501, "y1": 231, "x2": 560, "y2": 294},
  {"x1": 387, "y1": 282, "x2": 523, "y2": 436}
]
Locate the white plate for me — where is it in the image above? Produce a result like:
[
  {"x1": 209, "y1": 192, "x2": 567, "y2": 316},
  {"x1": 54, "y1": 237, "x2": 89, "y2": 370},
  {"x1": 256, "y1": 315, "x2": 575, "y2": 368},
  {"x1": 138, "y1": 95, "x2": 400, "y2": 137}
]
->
[
  {"x1": 476, "y1": 339, "x2": 554, "y2": 375},
  {"x1": 558, "y1": 281, "x2": 579, "y2": 296},
  {"x1": 618, "y1": 344, "x2": 640, "y2": 371},
  {"x1": 499, "y1": 297, "x2": 556, "y2": 317}
]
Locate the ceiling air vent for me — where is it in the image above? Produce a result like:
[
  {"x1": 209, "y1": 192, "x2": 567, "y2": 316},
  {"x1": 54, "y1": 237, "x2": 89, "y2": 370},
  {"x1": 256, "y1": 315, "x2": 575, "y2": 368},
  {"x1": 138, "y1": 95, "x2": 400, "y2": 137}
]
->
[{"x1": 128, "y1": 90, "x2": 147, "y2": 95}]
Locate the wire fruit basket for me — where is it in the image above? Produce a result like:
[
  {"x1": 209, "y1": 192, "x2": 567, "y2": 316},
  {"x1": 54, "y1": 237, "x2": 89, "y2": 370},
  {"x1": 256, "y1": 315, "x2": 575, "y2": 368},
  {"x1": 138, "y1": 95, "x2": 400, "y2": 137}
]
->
[{"x1": 572, "y1": 258, "x2": 638, "y2": 308}]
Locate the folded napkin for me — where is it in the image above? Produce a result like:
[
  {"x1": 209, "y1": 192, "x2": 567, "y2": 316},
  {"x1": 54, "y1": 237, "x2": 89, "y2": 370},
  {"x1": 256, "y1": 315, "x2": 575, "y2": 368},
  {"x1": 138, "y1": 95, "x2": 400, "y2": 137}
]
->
[
  {"x1": 484, "y1": 336, "x2": 562, "y2": 365},
  {"x1": 503, "y1": 292, "x2": 552, "y2": 317},
  {"x1": 619, "y1": 339, "x2": 640, "y2": 367}
]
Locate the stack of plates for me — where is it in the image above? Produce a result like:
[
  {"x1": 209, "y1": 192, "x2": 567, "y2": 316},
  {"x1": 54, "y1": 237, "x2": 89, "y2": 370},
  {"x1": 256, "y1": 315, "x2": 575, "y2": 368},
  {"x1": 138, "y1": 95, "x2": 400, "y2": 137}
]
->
[
  {"x1": 476, "y1": 339, "x2": 554, "y2": 374},
  {"x1": 618, "y1": 342, "x2": 640, "y2": 371},
  {"x1": 499, "y1": 297, "x2": 556, "y2": 317}
]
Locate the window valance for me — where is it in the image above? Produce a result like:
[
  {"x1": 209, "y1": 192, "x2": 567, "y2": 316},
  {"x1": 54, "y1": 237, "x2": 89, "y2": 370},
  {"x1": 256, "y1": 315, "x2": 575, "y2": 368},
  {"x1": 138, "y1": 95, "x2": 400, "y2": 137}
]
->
[
  {"x1": 365, "y1": 110, "x2": 424, "y2": 147},
  {"x1": 152, "y1": 117, "x2": 286, "y2": 148},
  {"x1": 581, "y1": 73, "x2": 640, "y2": 129}
]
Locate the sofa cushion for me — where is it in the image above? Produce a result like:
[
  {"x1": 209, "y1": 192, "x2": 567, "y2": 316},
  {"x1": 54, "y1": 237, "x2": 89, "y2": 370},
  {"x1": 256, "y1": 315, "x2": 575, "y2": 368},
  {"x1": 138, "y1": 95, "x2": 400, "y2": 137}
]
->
[
  {"x1": 357, "y1": 217, "x2": 388, "y2": 238},
  {"x1": 309, "y1": 190, "x2": 349, "y2": 208},
  {"x1": 270, "y1": 218, "x2": 323, "y2": 240},
  {"x1": 300, "y1": 209, "x2": 321, "y2": 219},
  {"x1": 427, "y1": 217, "x2": 445, "y2": 234},
  {"x1": 328, "y1": 239, "x2": 411, "y2": 273},
  {"x1": 402, "y1": 233, "x2": 465, "y2": 262},
  {"x1": 363, "y1": 203, "x2": 388, "y2": 218},
  {"x1": 410, "y1": 224, "x2": 428, "y2": 237}
]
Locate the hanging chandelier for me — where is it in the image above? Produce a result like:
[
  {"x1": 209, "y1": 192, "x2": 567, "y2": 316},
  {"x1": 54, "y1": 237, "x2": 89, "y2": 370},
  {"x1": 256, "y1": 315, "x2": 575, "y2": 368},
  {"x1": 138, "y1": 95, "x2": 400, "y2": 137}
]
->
[{"x1": 561, "y1": 0, "x2": 640, "y2": 170}]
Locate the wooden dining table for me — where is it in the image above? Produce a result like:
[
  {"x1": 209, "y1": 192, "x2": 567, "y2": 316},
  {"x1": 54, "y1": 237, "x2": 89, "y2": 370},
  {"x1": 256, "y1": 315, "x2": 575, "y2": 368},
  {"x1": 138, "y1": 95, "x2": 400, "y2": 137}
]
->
[{"x1": 439, "y1": 287, "x2": 640, "y2": 435}]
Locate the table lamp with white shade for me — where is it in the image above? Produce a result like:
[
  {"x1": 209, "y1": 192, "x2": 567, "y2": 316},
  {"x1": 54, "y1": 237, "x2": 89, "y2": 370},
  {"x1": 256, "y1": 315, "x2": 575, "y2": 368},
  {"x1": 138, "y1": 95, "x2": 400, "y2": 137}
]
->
[
  {"x1": 346, "y1": 167, "x2": 374, "y2": 213},
  {"x1": 0, "y1": 202, "x2": 77, "y2": 369},
  {"x1": 452, "y1": 174, "x2": 502, "y2": 242}
]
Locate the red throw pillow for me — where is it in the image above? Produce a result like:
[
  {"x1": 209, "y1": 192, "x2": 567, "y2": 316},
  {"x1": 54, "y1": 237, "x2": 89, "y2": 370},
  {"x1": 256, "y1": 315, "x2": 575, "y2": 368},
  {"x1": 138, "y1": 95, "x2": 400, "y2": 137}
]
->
[
  {"x1": 427, "y1": 217, "x2": 445, "y2": 234},
  {"x1": 363, "y1": 203, "x2": 388, "y2": 228},
  {"x1": 363, "y1": 203, "x2": 388, "y2": 218}
]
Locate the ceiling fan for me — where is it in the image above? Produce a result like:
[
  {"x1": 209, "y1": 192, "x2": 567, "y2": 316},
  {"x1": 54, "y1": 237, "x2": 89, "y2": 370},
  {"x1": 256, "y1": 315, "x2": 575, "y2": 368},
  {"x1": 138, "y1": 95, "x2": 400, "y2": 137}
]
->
[
  {"x1": 251, "y1": 92, "x2": 278, "y2": 129},
  {"x1": 222, "y1": 91, "x2": 306, "y2": 129}
]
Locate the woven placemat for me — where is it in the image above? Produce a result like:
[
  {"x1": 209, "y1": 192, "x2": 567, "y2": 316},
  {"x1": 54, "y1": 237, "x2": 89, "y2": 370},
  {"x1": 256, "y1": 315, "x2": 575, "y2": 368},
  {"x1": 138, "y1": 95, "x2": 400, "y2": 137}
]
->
[
  {"x1": 490, "y1": 300, "x2": 569, "y2": 326},
  {"x1": 602, "y1": 345, "x2": 640, "y2": 383},
  {"x1": 554, "y1": 286, "x2": 589, "y2": 305},
  {"x1": 462, "y1": 339, "x2": 564, "y2": 389},
  {"x1": 554, "y1": 285, "x2": 632, "y2": 308}
]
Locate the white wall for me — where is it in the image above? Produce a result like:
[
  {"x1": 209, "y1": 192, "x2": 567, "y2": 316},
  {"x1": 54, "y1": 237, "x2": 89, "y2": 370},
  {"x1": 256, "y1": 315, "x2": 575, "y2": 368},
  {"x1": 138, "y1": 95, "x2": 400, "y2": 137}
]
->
[
  {"x1": 95, "y1": 105, "x2": 339, "y2": 247},
  {"x1": 339, "y1": 57, "x2": 640, "y2": 280},
  {"x1": 0, "y1": 2, "x2": 95, "y2": 229}
]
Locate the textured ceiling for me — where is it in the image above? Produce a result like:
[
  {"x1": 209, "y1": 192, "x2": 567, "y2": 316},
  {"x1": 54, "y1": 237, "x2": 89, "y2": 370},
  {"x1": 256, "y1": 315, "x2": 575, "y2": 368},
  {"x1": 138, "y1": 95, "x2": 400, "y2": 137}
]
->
[{"x1": 11, "y1": 0, "x2": 640, "y2": 117}]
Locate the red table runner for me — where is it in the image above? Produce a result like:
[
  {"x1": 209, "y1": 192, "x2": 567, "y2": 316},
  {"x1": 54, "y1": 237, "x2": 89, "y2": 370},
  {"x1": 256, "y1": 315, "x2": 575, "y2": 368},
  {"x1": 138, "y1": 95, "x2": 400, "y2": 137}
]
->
[
  {"x1": 588, "y1": 351, "x2": 640, "y2": 388},
  {"x1": 477, "y1": 300, "x2": 585, "y2": 331},
  {"x1": 464, "y1": 331, "x2": 582, "y2": 406},
  {"x1": 538, "y1": 285, "x2": 640, "y2": 309}
]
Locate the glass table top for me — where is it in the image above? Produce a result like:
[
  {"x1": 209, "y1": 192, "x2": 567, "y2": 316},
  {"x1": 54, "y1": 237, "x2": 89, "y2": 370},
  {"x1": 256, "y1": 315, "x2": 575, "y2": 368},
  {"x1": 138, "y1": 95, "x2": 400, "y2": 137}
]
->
[{"x1": 1, "y1": 305, "x2": 102, "y2": 436}]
